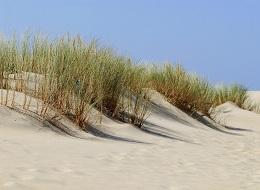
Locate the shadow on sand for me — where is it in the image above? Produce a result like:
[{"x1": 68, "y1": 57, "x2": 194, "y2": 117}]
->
[
  {"x1": 85, "y1": 125, "x2": 150, "y2": 144},
  {"x1": 190, "y1": 111, "x2": 242, "y2": 136},
  {"x1": 141, "y1": 121, "x2": 195, "y2": 144}
]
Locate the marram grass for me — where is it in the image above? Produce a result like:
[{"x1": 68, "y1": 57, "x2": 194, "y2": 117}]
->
[
  {"x1": 150, "y1": 63, "x2": 214, "y2": 116},
  {"x1": 0, "y1": 32, "x2": 256, "y2": 129},
  {"x1": 213, "y1": 83, "x2": 249, "y2": 109},
  {"x1": 0, "y1": 32, "x2": 150, "y2": 128}
]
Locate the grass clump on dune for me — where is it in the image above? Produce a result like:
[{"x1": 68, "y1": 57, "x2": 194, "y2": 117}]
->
[
  {"x1": 0, "y1": 32, "x2": 150, "y2": 128},
  {"x1": 213, "y1": 83, "x2": 249, "y2": 109},
  {"x1": 149, "y1": 63, "x2": 251, "y2": 117},
  {"x1": 0, "y1": 31, "x2": 255, "y2": 129},
  {"x1": 150, "y1": 63, "x2": 214, "y2": 116}
]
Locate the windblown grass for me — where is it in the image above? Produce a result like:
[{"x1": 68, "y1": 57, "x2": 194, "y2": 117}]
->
[
  {"x1": 0, "y1": 31, "x2": 255, "y2": 129},
  {"x1": 0, "y1": 32, "x2": 150, "y2": 128},
  {"x1": 150, "y1": 63, "x2": 214, "y2": 116},
  {"x1": 213, "y1": 83, "x2": 249, "y2": 109},
  {"x1": 149, "y1": 63, "x2": 252, "y2": 116}
]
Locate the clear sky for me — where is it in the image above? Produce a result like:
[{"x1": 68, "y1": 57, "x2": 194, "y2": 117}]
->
[{"x1": 1, "y1": 0, "x2": 259, "y2": 90}]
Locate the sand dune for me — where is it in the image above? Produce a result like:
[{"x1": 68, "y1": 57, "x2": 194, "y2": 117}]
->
[
  {"x1": 248, "y1": 91, "x2": 260, "y2": 102},
  {"x1": 0, "y1": 90, "x2": 259, "y2": 190}
]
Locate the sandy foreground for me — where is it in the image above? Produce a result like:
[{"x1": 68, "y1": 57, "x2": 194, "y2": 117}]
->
[{"x1": 0, "y1": 90, "x2": 260, "y2": 190}]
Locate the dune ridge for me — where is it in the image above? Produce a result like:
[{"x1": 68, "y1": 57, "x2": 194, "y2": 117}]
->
[{"x1": 1, "y1": 89, "x2": 259, "y2": 190}]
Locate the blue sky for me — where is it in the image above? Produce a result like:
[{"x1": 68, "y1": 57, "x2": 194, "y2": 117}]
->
[{"x1": 1, "y1": 0, "x2": 259, "y2": 90}]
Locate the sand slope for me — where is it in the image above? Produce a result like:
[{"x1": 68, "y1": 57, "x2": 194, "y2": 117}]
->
[{"x1": 0, "y1": 90, "x2": 260, "y2": 190}]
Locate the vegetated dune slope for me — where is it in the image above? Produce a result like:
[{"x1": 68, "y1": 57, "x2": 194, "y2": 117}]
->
[{"x1": 0, "y1": 90, "x2": 259, "y2": 190}]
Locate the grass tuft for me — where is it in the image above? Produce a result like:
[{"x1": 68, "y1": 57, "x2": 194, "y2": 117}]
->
[
  {"x1": 0, "y1": 32, "x2": 150, "y2": 128},
  {"x1": 150, "y1": 63, "x2": 214, "y2": 115},
  {"x1": 213, "y1": 83, "x2": 249, "y2": 109}
]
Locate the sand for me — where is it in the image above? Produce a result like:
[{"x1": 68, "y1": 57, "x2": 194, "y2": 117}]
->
[{"x1": 0, "y1": 90, "x2": 260, "y2": 190}]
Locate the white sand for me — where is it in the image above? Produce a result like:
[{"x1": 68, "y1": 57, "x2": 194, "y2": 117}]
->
[
  {"x1": 248, "y1": 91, "x2": 260, "y2": 102},
  {"x1": 0, "y1": 90, "x2": 260, "y2": 190}
]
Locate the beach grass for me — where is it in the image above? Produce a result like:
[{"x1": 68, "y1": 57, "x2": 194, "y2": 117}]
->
[
  {"x1": 213, "y1": 83, "x2": 249, "y2": 109},
  {"x1": 149, "y1": 63, "x2": 252, "y2": 116},
  {"x1": 0, "y1": 31, "x2": 256, "y2": 128},
  {"x1": 150, "y1": 63, "x2": 216, "y2": 116},
  {"x1": 0, "y1": 32, "x2": 150, "y2": 128}
]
